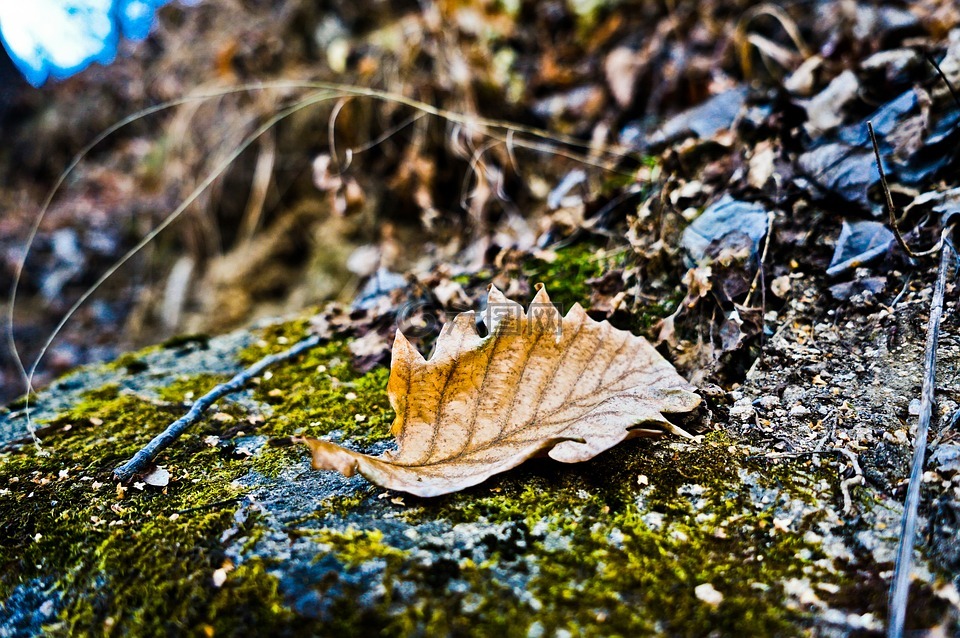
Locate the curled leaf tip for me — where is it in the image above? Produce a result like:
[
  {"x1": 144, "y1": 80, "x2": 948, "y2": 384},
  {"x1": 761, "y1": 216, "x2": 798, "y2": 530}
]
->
[{"x1": 299, "y1": 436, "x2": 361, "y2": 477}]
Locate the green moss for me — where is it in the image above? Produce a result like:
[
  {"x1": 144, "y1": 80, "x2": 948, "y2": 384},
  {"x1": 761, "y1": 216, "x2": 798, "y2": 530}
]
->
[
  {"x1": 0, "y1": 381, "x2": 284, "y2": 636},
  {"x1": 310, "y1": 528, "x2": 408, "y2": 567},
  {"x1": 59, "y1": 503, "x2": 239, "y2": 635},
  {"x1": 0, "y1": 267, "x2": 885, "y2": 636},
  {"x1": 0, "y1": 317, "x2": 403, "y2": 633},
  {"x1": 203, "y1": 559, "x2": 300, "y2": 635},
  {"x1": 242, "y1": 432, "x2": 836, "y2": 636},
  {"x1": 236, "y1": 319, "x2": 314, "y2": 365},
  {"x1": 450, "y1": 241, "x2": 679, "y2": 335},
  {"x1": 237, "y1": 336, "x2": 394, "y2": 449},
  {"x1": 154, "y1": 373, "x2": 231, "y2": 404},
  {"x1": 105, "y1": 349, "x2": 158, "y2": 374},
  {"x1": 382, "y1": 565, "x2": 531, "y2": 637},
  {"x1": 515, "y1": 241, "x2": 679, "y2": 333},
  {"x1": 522, "y1": 241, "x2": 610, "y2": 311},
  {"x1": 78, "y1": 383, "x2": 122, "y2": 403},
  {"x1": 449, "y1": 242, "x2": 612, "y2": 311},
  {"x1": 135, "y1": 318, "x2": 385, "y2": 482},
  {"x1": 5, "y1": 391, "x2": 40, "y2": 411},
  {"x1": 245, "y1": 441, "x2": 303, "y2": 481},
  {"x1": 377, "y1": 434, "x2": 838, "y2": 636},
  {"x1": 268, "y1": 518, "x2": 537, "y2": 637},
  {"x1": 206, "y1": 281, "x2": 841, "y2": 635},
  {"x1": 315, "y1": 490, "x2": 377, "y2": 518}
]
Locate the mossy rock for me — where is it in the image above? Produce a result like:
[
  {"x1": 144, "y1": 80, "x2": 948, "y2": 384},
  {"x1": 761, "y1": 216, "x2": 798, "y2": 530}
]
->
[{"x1": 0, "y1": 261, "x2": 954, "y2": 636}]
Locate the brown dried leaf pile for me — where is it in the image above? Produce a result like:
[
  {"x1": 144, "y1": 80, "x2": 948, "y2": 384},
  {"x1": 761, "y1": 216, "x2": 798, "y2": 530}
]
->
[{"x1": 301, "y1": 285, "x2": 700, "y2": 497}]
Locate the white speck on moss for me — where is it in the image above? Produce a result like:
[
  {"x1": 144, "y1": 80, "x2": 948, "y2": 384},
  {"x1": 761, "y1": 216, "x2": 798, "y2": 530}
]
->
[
  {"x1": 694, "y1": 582, "x2": 723, "y2": 606},
  {"x1": 642, "y1": 511, "x2": 664, "y2": 530}
]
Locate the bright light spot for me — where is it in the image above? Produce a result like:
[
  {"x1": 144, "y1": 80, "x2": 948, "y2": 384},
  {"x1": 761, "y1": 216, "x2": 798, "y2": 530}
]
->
[{"x1": 0, "y1": 0, "x2": 177, "y2": 86}]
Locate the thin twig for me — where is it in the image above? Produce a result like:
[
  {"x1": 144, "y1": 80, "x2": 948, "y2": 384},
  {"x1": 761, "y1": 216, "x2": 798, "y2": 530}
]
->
[
  {"x1": 745, "y1": 211, "x2": 776, "y2": 308},
  {"x1": 889, "y1": 273, "x2": 912, "y2": 309},
  {"x1": 925, "y1": 53, "x2": 960, "y2": 111},
  {"x1": 867, "y1": 122, "x2": 941, "y2": 259},
  {"x1": 113, "y1": 333, "x2": 323, "y2": 482},
  {"x1": 887, "y1": 227, "x2": 953, "y2": 638}
]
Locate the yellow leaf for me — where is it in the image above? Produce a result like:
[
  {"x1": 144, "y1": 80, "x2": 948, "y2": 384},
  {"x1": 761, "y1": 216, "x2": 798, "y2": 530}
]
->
[{"x1": 300, "y1": 284, "x2": 700, "y2": 497}]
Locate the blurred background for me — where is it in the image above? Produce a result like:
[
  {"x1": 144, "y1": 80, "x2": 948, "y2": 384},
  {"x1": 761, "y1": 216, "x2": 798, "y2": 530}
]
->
[{"x1": 1, "y1": 0, "x2": 958, "y2": 403}]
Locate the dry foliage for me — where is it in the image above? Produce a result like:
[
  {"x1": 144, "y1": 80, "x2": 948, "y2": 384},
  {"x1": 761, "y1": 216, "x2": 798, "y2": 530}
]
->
[{"x1": 300, "y1": 285, "x2": 700, "y2": 497}]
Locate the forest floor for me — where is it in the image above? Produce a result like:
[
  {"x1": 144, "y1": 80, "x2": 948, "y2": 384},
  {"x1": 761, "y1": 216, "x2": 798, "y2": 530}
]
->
[{"x1": 1, "y1": 0, "x2": 960, "y2": 635}]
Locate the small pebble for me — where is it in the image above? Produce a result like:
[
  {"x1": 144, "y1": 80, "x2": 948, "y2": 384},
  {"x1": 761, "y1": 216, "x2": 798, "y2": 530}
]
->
[
  {"x1": 771, "y1": 275, "x2": 791, "y2": 298},
  {"x1": 754, "y1": 395, "x2": 780, "y2": 409}
]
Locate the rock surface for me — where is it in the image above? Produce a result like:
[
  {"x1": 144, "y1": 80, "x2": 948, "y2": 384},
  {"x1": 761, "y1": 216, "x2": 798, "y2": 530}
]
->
[{"x1": 1, "y1": 252, "x2": 959, "y2": 637}]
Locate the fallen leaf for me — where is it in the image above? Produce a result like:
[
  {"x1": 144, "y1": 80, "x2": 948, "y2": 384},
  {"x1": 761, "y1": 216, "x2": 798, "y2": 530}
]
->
[
  {"x1": 680, "y1": 196, "x2": 769, "y2": 267},
  {"x1": 604, "y1": 46, "x2": 642, "y2": 108},
  {"x1": 300, "y1": 285, "x2": 700, "y2": 497},
  {"x1": 804, "y1": 70, "x2": 859, "y2": 135},
  {"x1": 142, "y1": 465, "x2": 171, "y2": 488},
  {"x1": 826, "y1": 220, "x2": 894, "y2": 276},
  {"x1": 649, "y1": 87, "x2": 748, "y2": 147}
]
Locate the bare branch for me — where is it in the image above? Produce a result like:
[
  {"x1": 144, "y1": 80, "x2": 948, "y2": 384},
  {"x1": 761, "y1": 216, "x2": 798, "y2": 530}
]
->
[
  {"x1": 113, "y1": 333, "x2": 323, "y2": 482},
  {"x1": 887, "y1": 227, "x2": 954, "y2": 638}
]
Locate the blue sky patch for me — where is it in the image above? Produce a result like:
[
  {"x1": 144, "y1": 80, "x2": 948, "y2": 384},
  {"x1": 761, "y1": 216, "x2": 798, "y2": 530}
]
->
[{"x1": 0, "y1": 0, "x2": 172, "y2": 86}]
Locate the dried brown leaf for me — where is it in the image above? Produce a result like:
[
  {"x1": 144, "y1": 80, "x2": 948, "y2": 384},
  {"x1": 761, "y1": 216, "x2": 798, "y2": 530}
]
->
[{"x1": 300, "y1": 285, "x2": 700, "y2": 497}]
